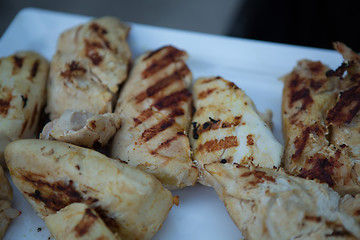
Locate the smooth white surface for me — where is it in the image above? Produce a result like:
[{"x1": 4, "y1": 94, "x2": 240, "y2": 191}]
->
[{"x1": 0, "y1": 7, "x2": 343, "y2": 240}]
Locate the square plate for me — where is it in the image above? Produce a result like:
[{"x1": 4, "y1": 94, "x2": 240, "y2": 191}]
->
[{"x1": 0, "y1": 7, "x2": 343, "y2": 240}]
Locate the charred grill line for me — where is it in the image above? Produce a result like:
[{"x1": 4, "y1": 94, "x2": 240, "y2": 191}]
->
[
  {"x1": 133, "y1": 88, "x2": 190, "y2": 127},
  {"x1": 291, "y1": 124, "x2": 325, "y2": 162},
  {"x1": 141, "y1": 108, "x2": 184, "y2": 142},
  {"x1": 326, "y1": 84, "x2": 360, "y2": 125},
  {"x1": 74, "y1": 208, "x2": 98, "y2": 237},
  {"x1": 135, "y1": 64, "x2": 190, "y2": 103},
  {"x1": 22, "y1": 171, "x2": 98, "y2": 212},
  {"x1": 141, "y1": 46, "x2": 186, "y2": 78},
  {"x1": 154, "y1": 88, "x2": 191, "y2": 110},
  {"x1": 197, "y1": 136, "x2": 239, "y2": 152}
]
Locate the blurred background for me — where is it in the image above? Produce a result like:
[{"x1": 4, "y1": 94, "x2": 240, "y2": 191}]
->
[{"x1": 1, "y1": 0, "x2": 359, "y2": 51}]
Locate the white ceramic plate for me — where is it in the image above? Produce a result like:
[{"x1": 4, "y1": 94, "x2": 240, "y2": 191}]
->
[{"x1": 0, "y1": 7, "x2": 343, "y2": 240}]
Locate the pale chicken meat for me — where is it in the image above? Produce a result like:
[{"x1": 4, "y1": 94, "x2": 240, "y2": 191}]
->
[
  {"x1": 205, "y1": 163, "x2": 360, "y2": 240},
  {"x1": 0, "y1": 166, "x2": 20, "y2": 239},
  {"x1": 45, "y1": 203, "x2": 119, "y2": 240},
  {"x1": 5, "y1": 139, "x2": 174, "y2": 240},
  {"x1": 40, "y1": 110, "x2": 121, "y2": 148},
  {"x1": 46, "y1": 17, "x2": 131, "y2": 119},
  {"x1": 190, "y1": 77, "x2": 283, "y2": 186},
  {"x1": 0, "y1": 51, "x2": 49, "y2": 166},
  {"x1": 110, "y1": 46, "x2": 198, "y2": 189},
  {"x1": 282, "y1": 43, "x2": 360, "y2": 195}
]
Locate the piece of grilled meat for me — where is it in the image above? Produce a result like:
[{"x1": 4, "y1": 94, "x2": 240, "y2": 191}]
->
[
  {"x1": 282, "y1": 43, "x2": 360, "y2": 195},
  {"x1": 110, "y1": 46, "x2": 198, "y2": 189},
  {"x1": 206, "y1": 163, "x2": 360, "y2": 240},
  {"x1": 45, "y1": 203, "x2": 119, "y2": 240},
  {"x1": 190, "y1": 76, "x2": 283, "y2": 186},
  {"x1": 5, "y1": 139, "x2": 174, "y2": 240},
  {"x1": 0, "y1": 51, "x2": 49, "y2": 166},
  {"x1": 40, "y1": 110, "x2": 121, "y2": 148},
  {"x1": 0, "y1": 166, "x2": 20, "y2": 239},
  {"x1": 46, "y1": 17, "x2": 131, "y2": 119}
]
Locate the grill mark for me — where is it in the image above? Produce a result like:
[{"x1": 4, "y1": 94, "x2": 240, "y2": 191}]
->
[
  {"x1": 291, "y1": 87, "x2": 313, "y2": 110},
  {"x1": 89, "y1": 23, "x2": 111, "y2": 50},
  {"x1": 30, "y1": 60, "x2": 40, "y2": 79},
  {"x1": 141, "y1": 108, "x2": 184, "y2": 142},
  {"x1": 291, "y1": 124, "x2": 325, "y2": 162},
  {"x1": 85, "y1": 40, "x2": 104, "y2": 65},
  {"x1": 26, "y1": 177, "x2": 85, "y2": 212},
  {"x1": 89, "y1": 23, "x2": 107, "y2": 35},
  {"x1": 297, "y1": 152, "x2": 343, "y2": 186},
  {"x1": 326, "y1": 84, "x2": 360, "y2": 125},
  {"x1": 198, "y1": 88, "x2": 217, "y2": 99},
  {"x1": 0, "y1": 87, "x2": 13, "y2": 116},
  {"x1": 133, "y1": 108, "x2": 154, "y2": 127},
  {"x1": 247, "y1": 134, "x2": 254, "y2": 146},
  {"x1": 240, "y1": 170, "x2": 275, "y2": 185},
  {"x1": 154, "y1": 88, "x2": 191, "y2": 110},
  {"x1": 325, "y1": 231, "x2": 352, "y2": 237},
  {"x1": 310, "y1": 78, "x2": 326, "y2": 91},
  {"x1": 142, "y1": 46, "x2": 186, "y2": 78},
  {"x1": 20, "y1": 120, "x2": 28, "y2": 136},
  {"x1": 92, "y1": 207, "x2": 119, "y2": 233},
  {"x1": 60, "y1": 61, "x2": 87, "y2": 80},
  {"x1": 200, "y1": 76, "x2": 222, "y2": 84},
  {"x1": 13, "y1": 56, "x2": 24, "y2": 68},
  {"x1": 133, "y1": 88, "x2": 190, "y2": 127},
  {"x1": 12, "y1": 56, "x2": 24, "y2": 75},
  {"x1": 288, "y1": 74, "x2": 313, "y2": 111},
  {"x1": 135, "y1": 64, "x2": 190, "y2": 103},
  {"x1": 151, "y1": 135, "x2": 179, "y2": 154},
  {"x1": 74, "y1": 208, "x2": 98, "y2": 237},
  {"x1": 22, "y1": 171, "x2": 99, "y2": 212},
  {"x1": 0, "y1": 99, "x2": 11, "y2": 116},
  {"x1": 143, "y1": 47, "x2": 164, "y2": 61},
  {"x1": 141, "y1": 118, "x2": 173, "y2": 141},
  {"x1": 198, "y1": 136, "x2": 239, "y2": 152},
  {"x1": 307, "y1": 61, "x2": 325, "y2": 74}
]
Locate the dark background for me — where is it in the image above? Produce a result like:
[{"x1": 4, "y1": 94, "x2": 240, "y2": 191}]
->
[
  {"x1": 1, "y1": 0, "x2": 359, "y2": 52},
  {"x1": 229, "y1": 0, "x2": 360, "y2": 52}
]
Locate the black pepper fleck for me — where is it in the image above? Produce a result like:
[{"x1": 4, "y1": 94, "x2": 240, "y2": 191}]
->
[
  {"x1": 21, "y1": 95, "x2": 28, "y2": 108},
  {"x1": 203, "y1": 122, "x2": 210, "y2": 129},
  {"x1": 209, "y1": 117, "x2": 219, "y2": 123},
  {"x1": 191, "y1": 122, "x2": 199, "y2": 139},
  {"x1": 37, "y1": 227, "x2": 42, "y2": 232},
  {"x1": 220, "y1": 159, "x2": 227, "y2": 164}
]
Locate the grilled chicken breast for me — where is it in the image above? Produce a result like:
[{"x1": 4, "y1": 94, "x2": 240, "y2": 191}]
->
[
  {"x1": 327, "y1": 42, "x2": 360, "y2": 166},
  {"x1": 0, "y1": 51, "x2": 49, "y2": 166},
  {"x1": 206, "y1": 163, "x2": 360, "y2": 240},
  {"x1": 5, "y1": 139, "x2": 174, "y2": 240},
  {"x1": 40, "y1": 110, "x2": 121, "y2": 148},
  {"x1": 0, "y1": 166, "x2": 20, "y2": 239},
  {"x1": 282, "y1": 43, "x2": 360, "y2": 195},
  {"x1": 190, "y1": 77, "x2": 283, "y2": 186},
  {"x1": 46, "y1": 17, "x2": 131, "y2": 119},
  {"x1": 45, "y1": 203, "x2": 118, "y2": 240},
  {"x1": 110, "y1": 46, "x2": 198, "y2": 189}
]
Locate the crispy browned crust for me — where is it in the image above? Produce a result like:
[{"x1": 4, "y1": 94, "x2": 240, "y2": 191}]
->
[{"x1": 282, "y1": 43, "x2": 360, "y2": 195}]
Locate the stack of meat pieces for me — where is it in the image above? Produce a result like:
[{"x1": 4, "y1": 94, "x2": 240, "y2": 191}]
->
[{"x1": 1, "y1": 13, "x2": 360, "y2": 240}]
